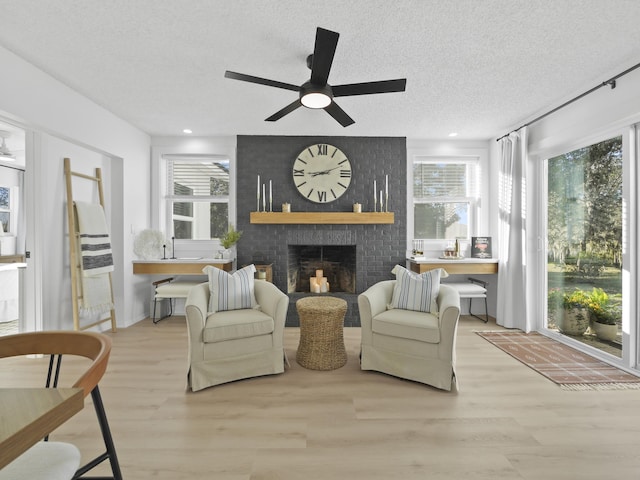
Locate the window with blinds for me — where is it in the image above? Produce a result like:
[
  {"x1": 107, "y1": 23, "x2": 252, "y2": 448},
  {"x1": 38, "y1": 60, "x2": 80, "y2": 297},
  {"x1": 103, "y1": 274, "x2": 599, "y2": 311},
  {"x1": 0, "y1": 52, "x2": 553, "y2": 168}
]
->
[
  {"x1": 413, "y1": 157, "x2": 479, "y2": 240},
  {"x1": 166, "y1": 157, "x2": 230, "y2": 240}
]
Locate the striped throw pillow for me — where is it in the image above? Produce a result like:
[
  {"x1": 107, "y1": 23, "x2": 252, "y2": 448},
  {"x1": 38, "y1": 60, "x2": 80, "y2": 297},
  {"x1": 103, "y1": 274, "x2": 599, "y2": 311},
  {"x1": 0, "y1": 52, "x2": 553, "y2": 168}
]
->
[
  {"x1": 204, "y1": 264, "x2": 257, "y2": 313},
  {"x1": 390, "y1": 265, "x2": 441, "y2": 314}
]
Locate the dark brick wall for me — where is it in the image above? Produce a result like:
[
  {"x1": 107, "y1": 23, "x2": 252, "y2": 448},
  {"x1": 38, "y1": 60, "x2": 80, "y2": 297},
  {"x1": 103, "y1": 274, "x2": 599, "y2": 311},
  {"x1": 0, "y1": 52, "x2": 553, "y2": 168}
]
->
[{"x1": 236, "y1": 135, "x2": 406, "y2": 326}]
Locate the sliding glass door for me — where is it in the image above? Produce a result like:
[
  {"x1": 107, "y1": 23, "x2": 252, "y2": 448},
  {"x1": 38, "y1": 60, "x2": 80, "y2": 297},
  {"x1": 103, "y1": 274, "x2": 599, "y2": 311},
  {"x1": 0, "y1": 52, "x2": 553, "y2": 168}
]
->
[{"x1": 545, "y1": 136, "x2": 623, "y2": 358}]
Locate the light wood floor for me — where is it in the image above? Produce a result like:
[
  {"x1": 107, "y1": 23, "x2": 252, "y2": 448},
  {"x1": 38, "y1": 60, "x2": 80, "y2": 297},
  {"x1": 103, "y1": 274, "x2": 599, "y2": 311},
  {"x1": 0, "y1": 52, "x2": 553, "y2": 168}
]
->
[{"x1": 5, "y1": 316, "x2": 640, "y2": 479}]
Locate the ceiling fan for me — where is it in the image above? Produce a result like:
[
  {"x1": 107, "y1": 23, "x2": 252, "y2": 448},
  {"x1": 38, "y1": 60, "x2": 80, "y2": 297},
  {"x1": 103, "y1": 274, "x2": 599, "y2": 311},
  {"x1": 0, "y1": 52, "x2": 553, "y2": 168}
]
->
[{"x1": 224, "y1": 27, "x2": 406, "y2": 127}]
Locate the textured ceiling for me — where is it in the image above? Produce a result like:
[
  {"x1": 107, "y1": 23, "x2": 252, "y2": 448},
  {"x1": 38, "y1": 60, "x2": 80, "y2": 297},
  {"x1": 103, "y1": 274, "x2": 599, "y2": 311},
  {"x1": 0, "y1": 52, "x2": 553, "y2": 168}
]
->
[{"x1": 0, "y1": 1, "x2": 639, "y2": 140}]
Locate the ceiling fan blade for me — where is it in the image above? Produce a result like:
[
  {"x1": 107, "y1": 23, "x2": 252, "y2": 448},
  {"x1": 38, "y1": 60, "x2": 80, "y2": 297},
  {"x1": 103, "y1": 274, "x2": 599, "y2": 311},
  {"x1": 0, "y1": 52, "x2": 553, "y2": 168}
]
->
[
  {"x1": 310, "y1": 28, "x2": 339, "y2": 86},
  {"x1": 224, "y1": 71, "x2": 300, "y2": 92},
  {"x1": 324, "y1": 101, "x2": 354, "y2": 127},
  {"x1": 265, "y1": 99, "x2": 303, "y2": 122},
  {"x1": 332, "y1": 78, "x2": 407, "y2": 97}
]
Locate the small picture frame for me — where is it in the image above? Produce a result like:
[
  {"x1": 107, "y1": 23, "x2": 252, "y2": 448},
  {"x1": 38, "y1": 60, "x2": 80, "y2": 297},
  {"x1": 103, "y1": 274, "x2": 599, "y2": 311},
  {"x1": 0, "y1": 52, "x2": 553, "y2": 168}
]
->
[{"x1": 471, "y1": 236, "x2": 492, "y2": 258}]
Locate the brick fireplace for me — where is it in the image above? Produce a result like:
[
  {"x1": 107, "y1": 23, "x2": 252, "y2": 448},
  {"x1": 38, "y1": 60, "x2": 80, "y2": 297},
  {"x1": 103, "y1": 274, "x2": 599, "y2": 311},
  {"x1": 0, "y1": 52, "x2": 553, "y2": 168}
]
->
[{"x1": 236, "y1": 135, "x2": 407, "y2": 326}]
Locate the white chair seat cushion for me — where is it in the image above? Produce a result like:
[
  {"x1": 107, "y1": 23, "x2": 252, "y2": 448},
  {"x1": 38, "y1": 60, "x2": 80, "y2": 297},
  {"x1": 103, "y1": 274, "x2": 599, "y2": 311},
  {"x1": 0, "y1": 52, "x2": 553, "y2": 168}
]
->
[
  {"x1": 203, "y1": 308, "x2": 274, "y2": 343},
  {"x1": 372, "y1": 308, "x2": 441, "y2": 344},
  {"x1": 446, "y1": 282, "x2": 487, "y2": 298},
  {"x1": 155, "y1": 281, "x2": 200, "y2": 299},
  {"x1": 0, "y1": 441, "x2": 80, "y2": 480}
]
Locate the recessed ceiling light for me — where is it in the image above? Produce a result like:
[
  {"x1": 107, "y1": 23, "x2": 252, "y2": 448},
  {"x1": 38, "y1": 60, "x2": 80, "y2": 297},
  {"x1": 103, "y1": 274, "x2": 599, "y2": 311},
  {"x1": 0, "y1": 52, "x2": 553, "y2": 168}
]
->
[
  {"x1": 183, "y1": 129, "x2": 193, "y2": 134},
  {"x1": 448, "y1": 132, "x2": 458, "y2": 137}
]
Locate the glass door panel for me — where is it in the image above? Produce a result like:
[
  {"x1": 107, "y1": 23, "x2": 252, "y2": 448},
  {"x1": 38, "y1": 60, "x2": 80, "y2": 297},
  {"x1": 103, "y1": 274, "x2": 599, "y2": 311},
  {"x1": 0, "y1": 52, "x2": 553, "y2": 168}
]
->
[{"x1": 546, "y1": 136, "x2": 623, "y2": 358}]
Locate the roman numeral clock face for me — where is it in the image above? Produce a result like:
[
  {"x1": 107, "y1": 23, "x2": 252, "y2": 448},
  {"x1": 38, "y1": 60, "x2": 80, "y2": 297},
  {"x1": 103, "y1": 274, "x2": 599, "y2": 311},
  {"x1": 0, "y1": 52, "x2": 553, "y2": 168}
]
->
[{"x1": 292, "y1": 144, "x2": 352, "y2": 203}]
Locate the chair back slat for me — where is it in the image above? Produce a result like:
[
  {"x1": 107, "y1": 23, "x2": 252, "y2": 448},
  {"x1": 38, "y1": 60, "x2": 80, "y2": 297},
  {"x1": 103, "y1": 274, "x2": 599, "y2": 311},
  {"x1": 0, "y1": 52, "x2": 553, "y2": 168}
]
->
[{"x1": 0, "y1": 331, "x2": 112, "y2": 397}]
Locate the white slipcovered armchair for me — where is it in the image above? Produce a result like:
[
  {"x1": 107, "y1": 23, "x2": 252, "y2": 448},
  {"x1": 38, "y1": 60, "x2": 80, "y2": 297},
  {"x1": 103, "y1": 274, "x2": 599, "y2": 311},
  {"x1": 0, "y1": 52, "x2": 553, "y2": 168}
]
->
[
  {"x1": 185, "y1": 280, "x2": 289, "y2": 391},
  {"x1": 358, "y1": 281, "x2": 461, "y2": 391}
]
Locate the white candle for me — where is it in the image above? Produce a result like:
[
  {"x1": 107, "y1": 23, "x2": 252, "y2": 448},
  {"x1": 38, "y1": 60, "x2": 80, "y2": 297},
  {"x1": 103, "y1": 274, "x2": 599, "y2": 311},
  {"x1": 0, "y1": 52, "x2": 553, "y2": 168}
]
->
[
  {"x1": 269, "y1": 180, "x2": 272, "y2": 204},
  {"x1": 385, "y1": 175, "x2": 389, "y2": 198},
  {"x1": 374, "y1": 180, "x2": 377, "y2": 203},
  {"x1": 316, "y1": 269, "x2": 323, "y2": 278},
  {"x1": 262, "y1": 184, "x2": 266, "y2": 211},
  {"x1": 380, "y1": 190, "x2": 383, "y2": 206},
  {"x1": 257, "y1": 175, "x2": 260, "y2": 210}
]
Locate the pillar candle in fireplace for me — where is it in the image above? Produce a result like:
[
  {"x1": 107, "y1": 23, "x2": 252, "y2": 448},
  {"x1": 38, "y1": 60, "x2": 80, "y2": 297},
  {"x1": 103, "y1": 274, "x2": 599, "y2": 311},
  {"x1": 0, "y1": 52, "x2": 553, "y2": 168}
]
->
[
  {"x1": 316, "y1": 269, "x2": 323, "y2": 278},
  {"x1": 310, "y1": 277, "x2": 321, "y2": 293}
]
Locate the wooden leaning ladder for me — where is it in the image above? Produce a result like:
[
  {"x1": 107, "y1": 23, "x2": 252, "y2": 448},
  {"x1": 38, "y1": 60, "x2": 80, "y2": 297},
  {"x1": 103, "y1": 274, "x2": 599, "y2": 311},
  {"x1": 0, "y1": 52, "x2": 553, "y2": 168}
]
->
[{"x1": 64, "y1": 157, "x2": 117, "y2": 332}]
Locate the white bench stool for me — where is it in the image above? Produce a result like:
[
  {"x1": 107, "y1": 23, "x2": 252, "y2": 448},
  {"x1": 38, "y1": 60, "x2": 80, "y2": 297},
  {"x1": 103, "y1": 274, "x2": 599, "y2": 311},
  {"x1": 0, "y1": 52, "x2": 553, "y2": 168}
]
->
[
  {"x1": 446, "y1": 277, "x2": 488, "y2": 323},
  {"x1": 152, "y1": 278, "x2": 201, "y2": 324}
]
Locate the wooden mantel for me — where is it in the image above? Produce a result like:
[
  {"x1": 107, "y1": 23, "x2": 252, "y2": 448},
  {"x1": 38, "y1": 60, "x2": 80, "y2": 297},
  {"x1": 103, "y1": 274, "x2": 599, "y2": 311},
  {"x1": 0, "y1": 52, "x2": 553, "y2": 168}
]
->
[{"x1": 250, "y1": 211, "x2": 394, "y2": 225}]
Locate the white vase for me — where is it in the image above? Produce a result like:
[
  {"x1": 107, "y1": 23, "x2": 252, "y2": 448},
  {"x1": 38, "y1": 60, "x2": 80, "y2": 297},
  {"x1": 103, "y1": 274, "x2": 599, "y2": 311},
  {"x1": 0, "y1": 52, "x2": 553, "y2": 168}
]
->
[{"x1": 592, "y1": 321, "x2": 618, "y2": 342}]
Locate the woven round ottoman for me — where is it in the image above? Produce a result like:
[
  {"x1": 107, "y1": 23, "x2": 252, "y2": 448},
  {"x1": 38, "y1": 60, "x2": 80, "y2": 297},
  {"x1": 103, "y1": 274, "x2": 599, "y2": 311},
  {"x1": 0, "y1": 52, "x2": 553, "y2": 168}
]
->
[{"x1": 296, "y1": 296, "x2": 348, "y2": 370}]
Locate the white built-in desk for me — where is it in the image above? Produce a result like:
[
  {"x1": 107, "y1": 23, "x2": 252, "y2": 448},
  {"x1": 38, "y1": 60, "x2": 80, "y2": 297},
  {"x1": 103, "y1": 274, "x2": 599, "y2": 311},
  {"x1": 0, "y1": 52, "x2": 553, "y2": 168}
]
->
[
  {"x1": 132, "y1": 258, "x2": 233, "y2": 275},
  {"x1": 407, "y1": 258, "x2": 498, "y2": 275}
]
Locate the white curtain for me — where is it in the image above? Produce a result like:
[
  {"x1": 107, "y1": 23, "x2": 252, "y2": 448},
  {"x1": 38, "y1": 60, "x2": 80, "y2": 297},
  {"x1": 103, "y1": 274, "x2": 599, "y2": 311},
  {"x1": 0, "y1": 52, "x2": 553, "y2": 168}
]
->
[{"x1": 496, "y1": 128, "x2": 532, "y2": 331}]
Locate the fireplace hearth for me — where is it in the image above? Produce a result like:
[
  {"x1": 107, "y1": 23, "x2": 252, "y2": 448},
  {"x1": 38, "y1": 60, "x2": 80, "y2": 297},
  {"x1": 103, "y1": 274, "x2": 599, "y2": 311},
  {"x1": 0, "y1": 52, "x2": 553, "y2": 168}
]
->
[{"x1": 288, "y1": 245, "x2": 356, "y2": 294}]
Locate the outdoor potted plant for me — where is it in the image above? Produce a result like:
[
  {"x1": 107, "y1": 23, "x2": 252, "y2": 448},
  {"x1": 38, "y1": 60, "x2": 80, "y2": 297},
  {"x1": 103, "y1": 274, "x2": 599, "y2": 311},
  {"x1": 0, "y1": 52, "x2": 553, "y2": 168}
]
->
[
  {"x1": 586, "y1": 288, "x2": 619, "y2": 341},
  {"x1": 218, "y1": 224, "x2": 242, "y2": 259},
  {"x1": 548, "y1": 288, "x2": 590, "y2": 336}
]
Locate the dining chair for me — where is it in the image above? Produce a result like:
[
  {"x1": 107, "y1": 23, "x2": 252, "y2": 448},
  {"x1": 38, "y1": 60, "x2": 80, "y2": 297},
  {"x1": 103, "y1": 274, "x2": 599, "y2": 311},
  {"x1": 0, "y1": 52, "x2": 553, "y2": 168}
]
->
[{"x1": 0, "y1": 331, "x2": 123, "y2": 480}]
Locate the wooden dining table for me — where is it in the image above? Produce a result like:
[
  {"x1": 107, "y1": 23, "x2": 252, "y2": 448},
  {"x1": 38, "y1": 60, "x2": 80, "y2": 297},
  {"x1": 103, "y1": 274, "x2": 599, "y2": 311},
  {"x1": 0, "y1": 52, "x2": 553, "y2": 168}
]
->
[{"x1": 0, "y1": 387, "x2": 84, "y2": 470}]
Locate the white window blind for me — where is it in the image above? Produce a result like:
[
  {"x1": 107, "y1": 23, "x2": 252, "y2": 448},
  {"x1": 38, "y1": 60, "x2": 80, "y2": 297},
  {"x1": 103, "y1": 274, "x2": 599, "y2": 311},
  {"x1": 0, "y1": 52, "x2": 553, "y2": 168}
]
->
[
  {"x1": 166, "y1": 158, "x2": 230, "y2": 197},
  {"x1": 413, "y1": 158, "x2": 478, "y2": 201}
]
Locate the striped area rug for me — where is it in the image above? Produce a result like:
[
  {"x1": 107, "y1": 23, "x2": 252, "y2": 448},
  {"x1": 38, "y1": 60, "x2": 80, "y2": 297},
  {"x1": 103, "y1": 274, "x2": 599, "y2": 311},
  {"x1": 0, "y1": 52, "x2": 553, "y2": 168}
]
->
[{"x1": 476, "y1": 330, "x2": 640, "y2": 390}]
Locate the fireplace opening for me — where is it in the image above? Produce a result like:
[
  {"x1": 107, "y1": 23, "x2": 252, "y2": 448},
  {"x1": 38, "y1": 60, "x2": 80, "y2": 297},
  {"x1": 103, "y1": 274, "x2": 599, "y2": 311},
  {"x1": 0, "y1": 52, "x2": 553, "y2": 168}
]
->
[{"x1": 287, "y1": 245, "x2": 356, "y2": 294}]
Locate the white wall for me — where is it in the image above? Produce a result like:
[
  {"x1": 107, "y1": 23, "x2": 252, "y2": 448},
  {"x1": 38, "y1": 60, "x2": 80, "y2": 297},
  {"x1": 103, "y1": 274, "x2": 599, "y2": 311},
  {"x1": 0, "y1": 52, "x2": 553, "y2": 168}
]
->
[
  {"x1": 0, "y1": 45, "x2": 151, "y2": 329},
  {"x1": 38, "y1": 136, "x2": 112, "y2": 329}
]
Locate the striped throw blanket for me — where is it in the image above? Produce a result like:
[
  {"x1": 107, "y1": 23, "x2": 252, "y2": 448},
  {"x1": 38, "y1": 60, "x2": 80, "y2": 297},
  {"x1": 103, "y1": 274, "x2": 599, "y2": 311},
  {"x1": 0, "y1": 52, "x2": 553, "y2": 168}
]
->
[
  {"x1": 74, "y1": 201, "x2": 114, "y2": 315},
  {"x1": 74, "y1": 201, "x2": 114, "y2": 276}
]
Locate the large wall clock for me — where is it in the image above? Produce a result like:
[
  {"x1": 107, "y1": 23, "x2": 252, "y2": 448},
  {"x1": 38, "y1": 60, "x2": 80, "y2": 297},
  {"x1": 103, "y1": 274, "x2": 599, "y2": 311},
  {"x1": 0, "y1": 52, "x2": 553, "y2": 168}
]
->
[{"x1": 292, "y1": 143, "x2": 352, "y2": 203}]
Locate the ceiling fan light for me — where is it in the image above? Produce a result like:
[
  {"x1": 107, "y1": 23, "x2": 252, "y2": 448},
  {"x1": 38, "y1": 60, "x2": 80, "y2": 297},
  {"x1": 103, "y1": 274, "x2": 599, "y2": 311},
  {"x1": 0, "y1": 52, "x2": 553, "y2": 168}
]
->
[{"x1": 301, "y1": 92, "x2": 331, "y2": 109}]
